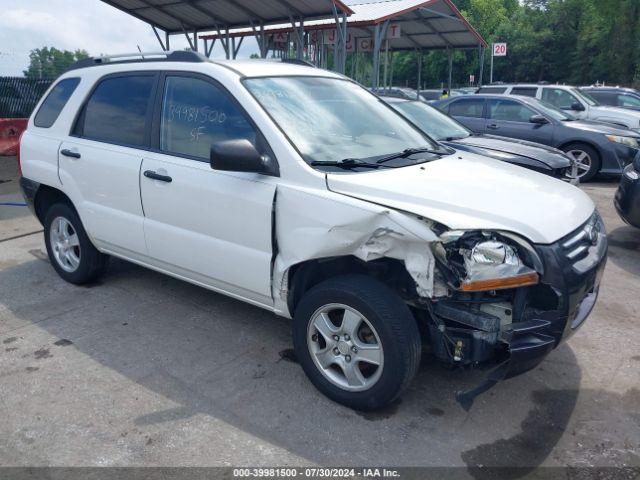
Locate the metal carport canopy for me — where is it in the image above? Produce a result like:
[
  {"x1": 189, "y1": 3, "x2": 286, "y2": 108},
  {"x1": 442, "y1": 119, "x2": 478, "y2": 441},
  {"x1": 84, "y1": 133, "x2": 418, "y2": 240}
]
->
[
  {"x1": 99, "y1": 0, "x2": 354, "y2": 33},
  {"x1": 200, "y1": 0, "x2": 487, "y2": 51}
]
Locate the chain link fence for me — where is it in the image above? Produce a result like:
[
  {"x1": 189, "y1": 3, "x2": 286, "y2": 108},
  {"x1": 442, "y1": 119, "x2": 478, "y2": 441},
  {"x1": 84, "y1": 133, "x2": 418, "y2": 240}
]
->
[{"x1": 0, "y1": 77, "x2": 54, "y2": 119}]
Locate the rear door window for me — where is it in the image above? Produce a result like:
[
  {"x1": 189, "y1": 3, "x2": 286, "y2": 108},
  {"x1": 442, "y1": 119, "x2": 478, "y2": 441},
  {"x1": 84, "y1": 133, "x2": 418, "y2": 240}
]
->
[
  {"x1": 448, "y1": 98, "x2": 485, "y2": 118},
  {"x1": 159, "y1": 75, "x2": 257, "y2": 160},
  {"x1": 34, "y1": 78, "x2": 80, "y2": 128},
  {"x1": 488, "y1": 98, "x2": 537, "y2": 122},
  {"x1": 511, "y1": 87, "x2": 537, "y2": 97},
  {"x1": 75, "y1": 74, "x2": 156, "y2": 147}
]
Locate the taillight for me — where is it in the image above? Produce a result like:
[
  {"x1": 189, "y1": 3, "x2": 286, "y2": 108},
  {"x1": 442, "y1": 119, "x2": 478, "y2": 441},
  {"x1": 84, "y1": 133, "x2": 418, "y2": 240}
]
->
[{"x1": 16, "y1": 130, "x2": 25, "y2": 176}]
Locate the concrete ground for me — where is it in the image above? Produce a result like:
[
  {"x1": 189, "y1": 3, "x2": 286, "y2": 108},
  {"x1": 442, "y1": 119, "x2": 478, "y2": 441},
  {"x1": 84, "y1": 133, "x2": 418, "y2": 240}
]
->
[{"x1": 0, "y1": 156, "x2": 639, "y2": 472}]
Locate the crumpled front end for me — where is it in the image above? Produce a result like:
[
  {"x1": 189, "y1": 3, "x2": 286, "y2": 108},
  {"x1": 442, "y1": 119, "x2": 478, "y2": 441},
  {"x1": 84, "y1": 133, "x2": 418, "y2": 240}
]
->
[
  {"x1": 425, "y1": 212, "x2": 607, "y2": 409},
  {"x1": 272, "y1": 183, "x2": 606, "y2": 409}
]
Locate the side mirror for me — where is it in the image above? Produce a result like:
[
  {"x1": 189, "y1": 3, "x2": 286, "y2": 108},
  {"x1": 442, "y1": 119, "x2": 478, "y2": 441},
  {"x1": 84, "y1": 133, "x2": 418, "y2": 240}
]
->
[
  {"x1": 570, "y1": 102, "x2": 585, "y2": 111},
  {"x1": 529, "y1": 114, "x2": 549, "y2": 125},
  {"x1": 210, "y1": 139, "x2": 278, "y2": 176}
]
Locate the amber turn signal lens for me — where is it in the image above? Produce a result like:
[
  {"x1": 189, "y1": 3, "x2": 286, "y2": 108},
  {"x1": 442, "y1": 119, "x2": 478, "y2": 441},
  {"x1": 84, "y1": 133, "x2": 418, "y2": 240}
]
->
[{"x1": 460, "y1": 272, "x2": 539, "y2": 292}]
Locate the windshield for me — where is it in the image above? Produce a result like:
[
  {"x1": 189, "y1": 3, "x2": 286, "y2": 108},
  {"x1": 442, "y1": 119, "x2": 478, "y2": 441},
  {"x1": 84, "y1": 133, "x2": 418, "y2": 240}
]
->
[
  {"x1": 392, "y1": 101, "x2": 470, "y2": 140},
  {"x1": 572, "y1": 88, "x2": 597, "y2": 106},
  {"x1": 244, "y1": 76, "x2": 437, "y2": 165},
  {"x1": 536, "y1": 100, "x2": 576, "y2": 121}
]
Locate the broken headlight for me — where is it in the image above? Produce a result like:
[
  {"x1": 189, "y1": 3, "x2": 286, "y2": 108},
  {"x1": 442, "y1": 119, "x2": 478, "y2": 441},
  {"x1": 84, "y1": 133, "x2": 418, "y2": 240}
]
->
[{"x1": 437, "y1": 231, "x2": 540, "y2": 292}]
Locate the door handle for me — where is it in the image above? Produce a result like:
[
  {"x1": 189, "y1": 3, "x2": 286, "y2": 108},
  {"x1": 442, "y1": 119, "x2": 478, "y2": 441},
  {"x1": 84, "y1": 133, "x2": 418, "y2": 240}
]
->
[
  {"x1": 60, "y1": 149, "x2": 81, "y2": 159},
  {"x1": 487, "y1": 124, "x2": 499, "y2": 130},
  {"x1": 144, "y1": 170, "x2": 172, "y2": 183}
]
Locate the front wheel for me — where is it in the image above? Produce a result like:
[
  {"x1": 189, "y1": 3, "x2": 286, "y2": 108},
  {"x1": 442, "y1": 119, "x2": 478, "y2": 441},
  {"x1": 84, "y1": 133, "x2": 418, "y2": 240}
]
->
[
  {"x1": 44, "y1": 203, "x2": 108, "y2": 284},
  {"x1": 561, "y1": 143, "x2": 601, "y2": 182},
  {"x1": 292, "y1": 275, "x2": 422, "y2": 411}
]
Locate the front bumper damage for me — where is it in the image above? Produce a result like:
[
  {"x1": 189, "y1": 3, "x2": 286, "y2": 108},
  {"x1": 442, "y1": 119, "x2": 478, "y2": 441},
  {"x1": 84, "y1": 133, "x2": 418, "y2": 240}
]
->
[{"x1": 430, "y1": 213, "x2": 607, "y2": 410}]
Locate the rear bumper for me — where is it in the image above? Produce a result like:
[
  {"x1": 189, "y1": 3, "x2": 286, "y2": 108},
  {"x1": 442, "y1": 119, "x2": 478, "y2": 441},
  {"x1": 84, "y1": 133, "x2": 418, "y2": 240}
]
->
[{"x1": 19, "y1": 176, "x2": 39, "y2": 218}]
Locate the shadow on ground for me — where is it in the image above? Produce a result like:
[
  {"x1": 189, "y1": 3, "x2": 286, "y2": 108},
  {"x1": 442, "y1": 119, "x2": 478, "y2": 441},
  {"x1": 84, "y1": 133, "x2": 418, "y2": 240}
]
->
[
  {"x1": 606, "y1": 225, "x2": 640, "y2": 276},
  {"x1": 4, "y1": 254, "x2": 635, "y2": 473}
]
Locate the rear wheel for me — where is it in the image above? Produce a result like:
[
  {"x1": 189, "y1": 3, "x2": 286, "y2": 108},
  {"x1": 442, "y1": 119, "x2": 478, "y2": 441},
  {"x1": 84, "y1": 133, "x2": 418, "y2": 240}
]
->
[
  {"x1": 292, "y1": 275, "x2": 422, "y2": 410},
  {"x1": 44, "y1": 203, "x2": 108, "y2": 284},
  {"x1": 561, "y1": 143, "x2": 601, "y2": 182}
]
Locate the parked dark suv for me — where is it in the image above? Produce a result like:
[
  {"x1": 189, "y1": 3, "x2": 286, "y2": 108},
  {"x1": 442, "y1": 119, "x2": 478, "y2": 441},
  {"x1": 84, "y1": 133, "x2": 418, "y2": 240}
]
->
[{"x1": 580, "y1": 87, "x2": 640, "y2": 112}]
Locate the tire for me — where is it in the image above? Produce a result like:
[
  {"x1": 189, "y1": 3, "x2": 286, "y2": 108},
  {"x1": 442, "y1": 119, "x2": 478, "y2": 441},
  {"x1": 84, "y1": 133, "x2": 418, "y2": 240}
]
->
[
  {"x1": 43, "y1": 202, "x2": 108, "y2": 284},
  {"x1": 292, "y1": 274, "x2": 422, "y2": 411},
  {"x1": 561, "y1": 143, "x2": 601, "y2": 182}
]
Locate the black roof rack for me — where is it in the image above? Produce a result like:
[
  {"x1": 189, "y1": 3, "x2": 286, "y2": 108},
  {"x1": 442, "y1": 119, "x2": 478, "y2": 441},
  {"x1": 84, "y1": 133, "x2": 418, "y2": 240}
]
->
[{"x1": 66, "y1": 50, "x2": 207, "y2": 72}]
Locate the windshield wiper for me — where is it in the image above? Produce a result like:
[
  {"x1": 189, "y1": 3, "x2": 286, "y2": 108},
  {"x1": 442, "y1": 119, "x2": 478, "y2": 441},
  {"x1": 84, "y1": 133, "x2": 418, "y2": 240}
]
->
[
  {"x1": 376, "y1": 146, "x2": 446, "y2": 164},
  {"x1": 444, "y1": 135, "x2": 469, "y2": 141},
  {"x1": 310, "y1": 158, "x2": 392, "y2": 169}
]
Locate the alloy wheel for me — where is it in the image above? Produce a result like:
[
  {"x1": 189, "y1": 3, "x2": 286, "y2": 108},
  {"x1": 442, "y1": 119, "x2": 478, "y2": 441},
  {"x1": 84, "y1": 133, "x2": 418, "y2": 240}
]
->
[
  {"x1": 567, "y1": 149, "x2": 592, "y2": 178},
  {"x1": 307, "y1": 303, "x2": 384, "y2": 392},
  {"x1": 49, "y1": 216, "x2": 81, "y2": 273}
]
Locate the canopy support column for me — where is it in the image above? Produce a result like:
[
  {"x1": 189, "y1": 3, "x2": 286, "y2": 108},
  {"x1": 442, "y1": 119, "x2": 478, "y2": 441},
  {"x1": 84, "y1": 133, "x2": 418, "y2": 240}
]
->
[
  {"x1": 152, "y1": 26, "x2": 169, "y2": 51},
  {"x1": 289, "y1": 16, "x2": 305, "y2": 60},
  {"x1": 447, "y1": 47, "x2": 453, "y2": 94},
  {"x1": 416, "y1": 49, "x2": 422, "y2": 99},
  {"x1": 204, "y1": 38, "x2": 216, "y2": 57},
  {"x1": 182, "y1": 25, "x2": 198, "y2": 52},
  {"x1": 478, "y1": 45, "x2": 484, "y2": 86},
  {"x1": 331, "y1": 5, "x2": 348, "y2": 73},
  {"x1": 251, "y1": 21, "x2": 268, "y2": 58},
  {"x1": 371, "y1": 20, "x2": 390, "y2": 89}
]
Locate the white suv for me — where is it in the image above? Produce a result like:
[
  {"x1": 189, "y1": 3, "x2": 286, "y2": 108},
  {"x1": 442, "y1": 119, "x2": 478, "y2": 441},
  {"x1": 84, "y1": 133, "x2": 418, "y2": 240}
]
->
[
  {"x1": 478, "y1": 84, "x2": 640, "y2": 132},
  {"x1": 19, "y1": 52, "x2": 607, "y2": 410}
]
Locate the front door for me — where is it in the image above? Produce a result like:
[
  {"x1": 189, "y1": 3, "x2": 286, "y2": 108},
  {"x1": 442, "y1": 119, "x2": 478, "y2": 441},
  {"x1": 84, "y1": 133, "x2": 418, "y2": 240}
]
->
[
  {"x1": 485, "y1": 98, "x2": 553, "y2": 146},
  {"x1": 140, "y1": 74, "x2": 276, "y2": 306},
  {"x1": 541, "y1": 87, "x2": 587, "y2": 119}
]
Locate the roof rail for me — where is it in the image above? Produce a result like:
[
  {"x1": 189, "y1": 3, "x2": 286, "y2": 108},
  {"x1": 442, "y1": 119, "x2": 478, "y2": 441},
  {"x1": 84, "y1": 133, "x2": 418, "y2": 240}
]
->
[{"x1": 66, "y1": 50, "x2": 208, "y2": 72}]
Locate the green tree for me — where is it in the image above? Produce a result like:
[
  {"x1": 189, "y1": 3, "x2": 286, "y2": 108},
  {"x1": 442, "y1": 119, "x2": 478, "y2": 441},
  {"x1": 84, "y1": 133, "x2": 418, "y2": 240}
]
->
[{"x1": 23, "y1": 47, "x2": 90, "y2": 79}]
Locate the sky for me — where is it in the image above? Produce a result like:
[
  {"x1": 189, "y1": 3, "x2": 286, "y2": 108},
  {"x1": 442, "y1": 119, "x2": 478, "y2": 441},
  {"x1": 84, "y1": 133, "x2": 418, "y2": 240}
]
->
[
  {"x1": 0, "y1": 0, "x2": 370, "y2": 76},
  {"x1": 0, "y1": 0, "x2": 264, "y2": 75}
]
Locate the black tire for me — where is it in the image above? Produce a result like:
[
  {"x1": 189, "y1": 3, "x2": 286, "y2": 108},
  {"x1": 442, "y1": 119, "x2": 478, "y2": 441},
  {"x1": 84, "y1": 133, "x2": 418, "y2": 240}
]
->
[
  {"x1": 561, "y1": 143, "x2": 601, "y2": 182},
  {"x1": 293, "y1": 274, "x2": 422, "y2": 411},
  {"x1": 43, "y1": 202, "x2": 108, "y2": 284}
]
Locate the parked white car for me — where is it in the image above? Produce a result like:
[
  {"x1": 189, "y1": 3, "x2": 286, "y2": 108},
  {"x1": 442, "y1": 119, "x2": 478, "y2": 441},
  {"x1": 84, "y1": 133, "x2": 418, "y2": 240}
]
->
[
  {"x1": 478, "y1": 84, "x2": 640, "y2": 132},
  {"x1": 19, "y1": 52, "x2": 607, "y2": 410}
]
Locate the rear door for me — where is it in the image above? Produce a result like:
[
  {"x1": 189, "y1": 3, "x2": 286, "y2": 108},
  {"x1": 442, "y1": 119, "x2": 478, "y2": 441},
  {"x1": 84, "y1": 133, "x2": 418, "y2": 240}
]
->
[
  {"x1": 139, "y1": 72, "x2": 277, "y2": 306},
  {"x1": 446, "y1": 97, "x2": 487, "y2": 133},
  {"x1": 485, "y1": 98, "x2": 553, "y2": 145},
  {"x1": 58, "y1": 73, "x2": 157, "y2": 255}
]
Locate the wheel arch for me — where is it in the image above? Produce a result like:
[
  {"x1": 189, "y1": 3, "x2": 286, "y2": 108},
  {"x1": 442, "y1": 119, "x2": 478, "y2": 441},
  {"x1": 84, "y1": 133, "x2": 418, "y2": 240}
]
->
[
  {"x1": 286, "y1": 255, "x2": 418, "y2": 317},
  {"x1": 33, "y1": 184, "x2": 75, "y2": 225},
  {"x1": 557, "y1": 139, "x2": 602, "y2": 159}
]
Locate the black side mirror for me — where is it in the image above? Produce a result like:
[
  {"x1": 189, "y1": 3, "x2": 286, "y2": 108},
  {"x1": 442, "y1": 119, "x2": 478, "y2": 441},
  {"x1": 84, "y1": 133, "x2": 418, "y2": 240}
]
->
[
  {"x1": 529, "y1": 114, "x2": 549, "y2": 125},
  {"x1": 210, "y1": 139, "x2": 278, "y2": 176},
  {"x1": 570, "y1": 102, "x2": 585, "y2": 111}
]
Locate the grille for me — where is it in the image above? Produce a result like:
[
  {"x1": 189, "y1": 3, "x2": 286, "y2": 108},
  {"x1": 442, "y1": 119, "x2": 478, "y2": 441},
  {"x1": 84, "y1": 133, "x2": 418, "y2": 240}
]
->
[{"x1": 559, "y1": 212, "x2": 606, "y2": 273}]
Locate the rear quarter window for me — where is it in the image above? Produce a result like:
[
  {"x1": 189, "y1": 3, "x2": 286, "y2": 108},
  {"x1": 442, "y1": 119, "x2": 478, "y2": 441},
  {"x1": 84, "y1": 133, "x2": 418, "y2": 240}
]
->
[
  {"x1": 511, "y1": 87, "x2": 538, "y2": 97},
  {"x1": 477, "y1": 87, "x2": 507, "y2": 94},
  {"x1": 33, "y1": 78, "x2": 80, "y2": 128}
]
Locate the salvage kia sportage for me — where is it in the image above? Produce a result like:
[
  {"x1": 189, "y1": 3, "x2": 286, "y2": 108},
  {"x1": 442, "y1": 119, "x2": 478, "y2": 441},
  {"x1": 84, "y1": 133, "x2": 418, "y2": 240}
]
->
[{"x1": 19, "y1": 52, "x2": 607, "y2": 410}]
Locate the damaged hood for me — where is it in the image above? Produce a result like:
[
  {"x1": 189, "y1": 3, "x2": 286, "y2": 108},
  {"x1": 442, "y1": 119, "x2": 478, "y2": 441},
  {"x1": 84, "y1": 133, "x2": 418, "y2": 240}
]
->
[{"x1": 326, "y1": 154, "x2": 594, "y2": 244}]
